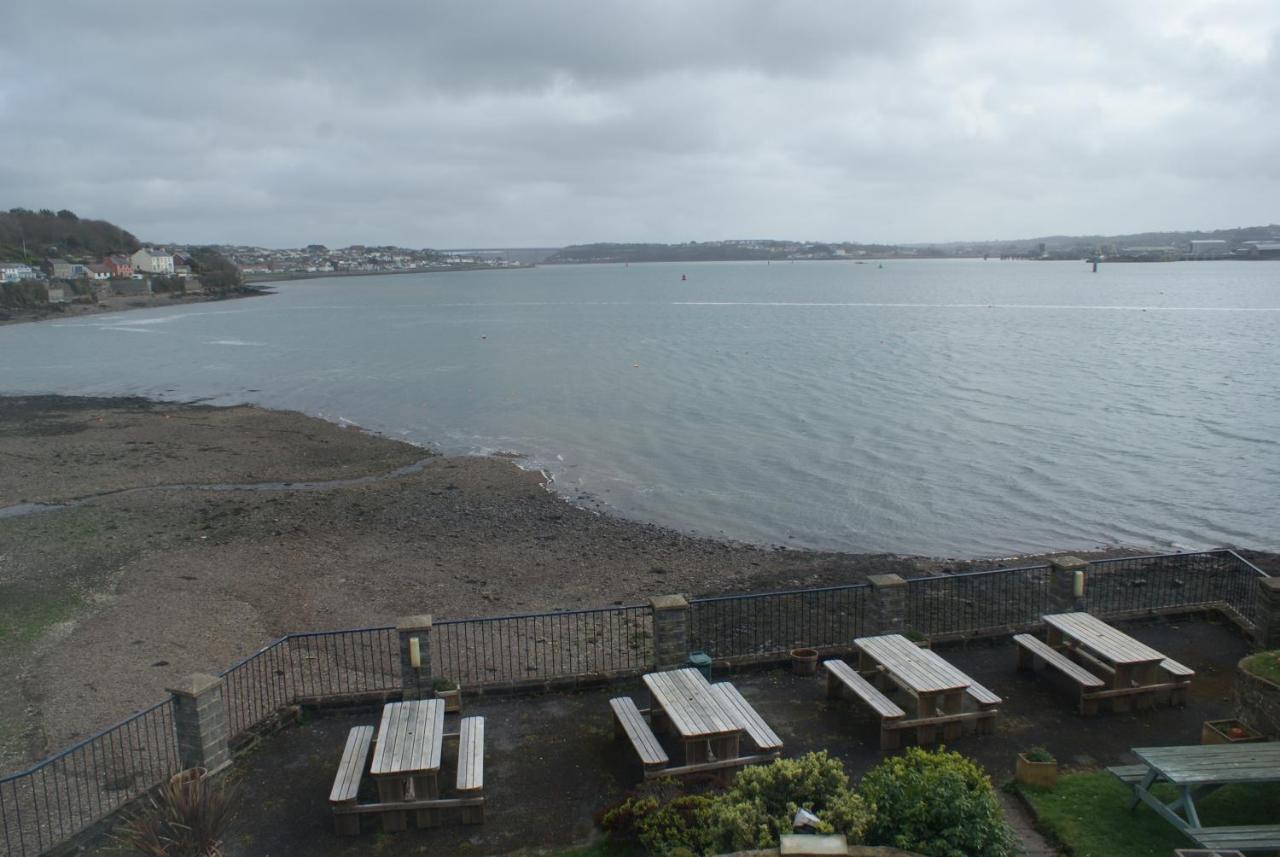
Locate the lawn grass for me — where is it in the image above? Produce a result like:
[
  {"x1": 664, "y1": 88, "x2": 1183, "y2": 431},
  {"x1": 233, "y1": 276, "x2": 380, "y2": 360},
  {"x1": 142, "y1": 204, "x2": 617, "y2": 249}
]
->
[
  {"x1": 1020, "y1": 771, "x2": 1280, "y2": 857},
  {"x1": 1241, "y1": 649, "x2": 1280, "y2": 684}
]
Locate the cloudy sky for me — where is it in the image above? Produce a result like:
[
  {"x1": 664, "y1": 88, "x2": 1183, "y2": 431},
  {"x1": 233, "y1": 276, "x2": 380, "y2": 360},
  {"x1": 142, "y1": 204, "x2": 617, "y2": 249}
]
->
[{"x1": 2, "y1": 1, "x2": 1277, "y2": 248}]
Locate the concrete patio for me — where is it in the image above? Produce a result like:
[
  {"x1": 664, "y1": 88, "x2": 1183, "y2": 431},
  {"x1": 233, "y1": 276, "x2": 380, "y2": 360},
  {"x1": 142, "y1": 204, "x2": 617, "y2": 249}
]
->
[{"x1": 90, "y1": 613, "x2": 1252, "y2": 856}]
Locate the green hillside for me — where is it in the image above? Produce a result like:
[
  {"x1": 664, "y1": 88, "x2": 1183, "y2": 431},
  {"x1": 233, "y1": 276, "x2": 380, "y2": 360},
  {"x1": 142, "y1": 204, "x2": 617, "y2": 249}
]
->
[{"x1": 0, "y1": 208, "x2": 140, "y2": 262}]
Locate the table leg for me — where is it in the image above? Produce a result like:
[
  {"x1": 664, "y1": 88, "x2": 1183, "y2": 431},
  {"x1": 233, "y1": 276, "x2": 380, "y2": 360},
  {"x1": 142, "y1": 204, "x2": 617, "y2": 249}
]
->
[
  {"x1": 1046, "y1": 626, "x2": 1063, "y2": 648},
  {"x1": 1112, "y1": 665, "x2": 1133, "y2": 712},
  {"x1": 684, "y1": 738, "x2": 708, "y2": 764},
  {"x1": 413, "y1": 771, "x2": 439, "y2": 829},
  {"x1": 941, "y1": 692, "x2": 963, "y2": 741},
  {"x1": 376, "y1": 776, "x2": 407, "y2": 832},
  {"x1": 714, "y1": 733, "x2": 740, "y2": 762},
  {"x1": 915, "y1": 692, "x2": 938, "y2": 745}
]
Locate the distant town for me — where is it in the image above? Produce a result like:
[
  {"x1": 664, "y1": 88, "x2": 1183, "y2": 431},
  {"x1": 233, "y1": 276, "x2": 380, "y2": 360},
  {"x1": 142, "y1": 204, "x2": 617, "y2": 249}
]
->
[{"x1": 4, "y1": 207, "x2": 1279, "y2": 317}]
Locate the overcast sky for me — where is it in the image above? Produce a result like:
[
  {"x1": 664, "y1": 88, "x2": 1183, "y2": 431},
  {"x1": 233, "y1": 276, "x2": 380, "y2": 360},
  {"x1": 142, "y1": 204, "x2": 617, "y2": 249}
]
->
[{"x1": 2, "y1": 1, "x2": 1277, "y2": 248}]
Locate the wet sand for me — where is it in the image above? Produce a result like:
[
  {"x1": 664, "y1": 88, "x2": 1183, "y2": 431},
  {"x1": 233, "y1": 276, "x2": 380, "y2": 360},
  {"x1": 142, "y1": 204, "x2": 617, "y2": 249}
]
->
[{"x1": 0, "y1": 394, "x2": 1256, "y2": 773}]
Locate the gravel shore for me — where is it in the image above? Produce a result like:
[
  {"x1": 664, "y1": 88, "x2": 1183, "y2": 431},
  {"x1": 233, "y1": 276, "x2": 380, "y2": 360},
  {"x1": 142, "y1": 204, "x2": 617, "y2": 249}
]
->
[{"x1": 1, "y1": 394, "x2": 1260, "y2": 772}]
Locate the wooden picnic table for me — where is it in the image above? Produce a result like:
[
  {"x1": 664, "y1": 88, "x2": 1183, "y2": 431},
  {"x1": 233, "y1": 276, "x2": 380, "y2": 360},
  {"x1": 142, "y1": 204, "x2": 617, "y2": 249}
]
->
[
  {"x1": 853, "y1": 634, "x2": 995, "y2": 742},
  {"x1": 643, "y1": 668, "x2": 742, "y2": 764},
  {"x1": 1119, "y1": 743, "x2": 1280, "y2": 851},
  {"x1": 369, "y1": 699, "x2": 446, "y2": 830},
  {"x1": 1043, "y1": 612, "x2": 1166, "y2": 690}
]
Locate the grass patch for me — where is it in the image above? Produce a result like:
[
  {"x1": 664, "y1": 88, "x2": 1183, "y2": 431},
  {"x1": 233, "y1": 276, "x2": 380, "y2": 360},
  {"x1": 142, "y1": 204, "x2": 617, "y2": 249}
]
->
[
  {"x1": 1020, "y1": 772, "x2": 1280, "y2": 857},
  {"x1": 0, "y1": 591, "x2": 81, "y2": 646},
  {"x1": 1242, "y1": 649, "x2": 1280, "y2": 684}
]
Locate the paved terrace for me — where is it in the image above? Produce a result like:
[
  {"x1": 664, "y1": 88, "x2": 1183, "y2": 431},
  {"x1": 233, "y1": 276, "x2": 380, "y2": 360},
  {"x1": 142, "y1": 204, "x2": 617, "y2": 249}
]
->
[{"x1": 89, "y1": 615, "x2": 1250, "y2": 856}]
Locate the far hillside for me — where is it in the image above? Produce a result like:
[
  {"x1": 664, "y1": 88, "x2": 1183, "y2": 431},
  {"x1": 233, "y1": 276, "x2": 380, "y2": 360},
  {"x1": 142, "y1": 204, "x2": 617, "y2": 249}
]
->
[{"x1": 0, "y1": 208, "x2": 140, "y2": 262}]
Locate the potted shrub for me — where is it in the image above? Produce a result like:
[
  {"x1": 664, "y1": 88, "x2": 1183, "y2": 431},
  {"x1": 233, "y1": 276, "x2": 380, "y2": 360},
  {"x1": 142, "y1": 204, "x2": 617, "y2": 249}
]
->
[
  {"x1": 1201, "y1": 718, "x2": 1264, "y2": 745},
  {"x1": 1015, "y1": 746, "x2": 1057, "y2": 788},
  {"x1": 432, "y1": 677, "x2": 461, "y2": 713},
  {"x1": 790, "y1": 647, "x2": 819, "y2": 676}
]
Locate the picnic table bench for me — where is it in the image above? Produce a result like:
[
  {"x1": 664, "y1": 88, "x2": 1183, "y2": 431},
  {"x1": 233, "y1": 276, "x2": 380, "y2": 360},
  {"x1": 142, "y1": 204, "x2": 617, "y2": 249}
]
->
[
  {"x1": 1110, "y1": 743, "x2": 1280, "y2": 853},
  {"x1": 826, "y1": 636, "x2": 999, "y2": 749},
  {"x1": 611, "y1": 669, "x2": 781, "y2": 779},
  {"x1": 1029, "y1": 613, "x2": 1193, "y2": 712},
  {"x1": 329, "y1": 701, "x2": 486, "y2": 835}
]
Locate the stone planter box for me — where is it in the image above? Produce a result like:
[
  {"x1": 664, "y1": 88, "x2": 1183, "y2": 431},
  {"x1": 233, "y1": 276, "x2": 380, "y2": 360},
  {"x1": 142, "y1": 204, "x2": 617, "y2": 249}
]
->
[
  {"x1": 435, "y1": 686, "x2": 462, "y2": 713},
  {"x1": 1233, "y1": 654, "x2": 1280, "y2": 740},
  {"x1": 1015, "y1": 753, "x2": 1058, "y2": 788},
  {"x1": 1202, "y1": 718, "x2": 1265, "y2": 745}
]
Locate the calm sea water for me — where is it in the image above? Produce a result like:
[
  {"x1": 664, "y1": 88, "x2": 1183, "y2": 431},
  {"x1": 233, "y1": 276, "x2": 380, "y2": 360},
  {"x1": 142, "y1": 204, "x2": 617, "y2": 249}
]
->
[{"x1": 2, "y1": 260, "x2": 1277, "y2": 557}]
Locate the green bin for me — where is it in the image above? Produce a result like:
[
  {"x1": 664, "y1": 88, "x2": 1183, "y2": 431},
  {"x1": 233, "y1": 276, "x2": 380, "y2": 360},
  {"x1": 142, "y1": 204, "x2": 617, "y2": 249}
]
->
[{"x1": 687, "y1": 650, "x2": 712, "y2": 679}]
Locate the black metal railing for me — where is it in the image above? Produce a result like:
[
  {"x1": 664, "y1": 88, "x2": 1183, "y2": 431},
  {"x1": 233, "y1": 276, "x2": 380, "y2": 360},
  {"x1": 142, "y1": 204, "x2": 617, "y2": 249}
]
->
[
  {"x1": 220, "y1": 637, "x2": 290, "y2": 740},
  {"x1": 905, "y1": 564, "x2": 1053, "y2": 638},
  {"x1": 689, "y1": 584, "x2": 871, "y2": 659},
  {"x1": 285, "y1": 627, "x2": 399, "y2": 705},
  {"x1": 1085, "y1": 549, "x2": 1269, "y2": 630},
  {"x1": 0, "y1": 700, "x2": 177, "y2": 857},
  {"x1": 431, "y1": 605, "x2": 653, "y2": 687}
]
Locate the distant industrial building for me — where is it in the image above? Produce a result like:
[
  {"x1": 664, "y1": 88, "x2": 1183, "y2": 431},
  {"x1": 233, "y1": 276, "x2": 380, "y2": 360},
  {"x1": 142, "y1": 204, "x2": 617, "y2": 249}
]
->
[{"x1": 1189, "y1": 239, "x2": 1228, "y2": 257}]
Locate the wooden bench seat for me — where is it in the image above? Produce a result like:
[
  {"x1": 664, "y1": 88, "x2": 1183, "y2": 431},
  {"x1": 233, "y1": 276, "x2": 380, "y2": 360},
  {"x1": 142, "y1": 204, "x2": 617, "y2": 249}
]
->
[
  {"x1": 710, "y1": 683, "x2": 782, "y2": 753},
  {"x1": 1014, "y1": 633, "x2": 1106, "y2": 714},
  {"x1": 330, "y1": 726, "x2": 374, "y2": 836},
  {"x1": 1106, "y1": 764, "x2": 1151, "y2": 785},
  {"x1": 455, "y1": 716, "x2": 485, "y2": 824},
  {"x1": 610, "y1": 696, "x2": 670, "y2": 773},
  {"x1": 824, "y1": 659, "x2": 906, "y2": 750},
  {"x1": 1160, "y1": 658, "x2": 1195, "y2": 705},
  {"x1": 1189, "y1": 824, "x2": 1280, "y2": 852},
  {"x1": 965, "y1": 680, "x2": 1001, "y2": 734}
]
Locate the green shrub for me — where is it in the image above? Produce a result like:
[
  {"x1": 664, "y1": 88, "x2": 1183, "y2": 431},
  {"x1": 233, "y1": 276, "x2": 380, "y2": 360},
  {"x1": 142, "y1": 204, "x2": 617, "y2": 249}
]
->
[
  {"x1": 861, "y1": 746, "x2": 1016, "y2": 857},
  {"x1": 602, "y1": 753, "x2": 871, "y2": 855},
  {"x1": 1023, "y1": 746, "x2": 1055, "y2": 763}
]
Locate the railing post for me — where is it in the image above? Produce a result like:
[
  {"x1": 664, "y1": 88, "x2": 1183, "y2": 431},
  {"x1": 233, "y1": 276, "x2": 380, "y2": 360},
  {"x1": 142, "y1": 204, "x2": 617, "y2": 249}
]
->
[
  {"x1": 1256, "y1": 577, "x2": 1280, "y2": 649},
  {"x1": 166, "y1": 673, "x2": 230, "y2": 774},
  {"x1": 1049, "y1": 555, "x2": 1088, "y2": 613},
  {"x1": 397, "y1": 614, "x2": 434, "y2": 700},
  {"x1": 867, "y1": 574, "x2": 907, "y2": 635},
  {"x1": 650, "y1": 594, "x2": 690, "y2": 669}
]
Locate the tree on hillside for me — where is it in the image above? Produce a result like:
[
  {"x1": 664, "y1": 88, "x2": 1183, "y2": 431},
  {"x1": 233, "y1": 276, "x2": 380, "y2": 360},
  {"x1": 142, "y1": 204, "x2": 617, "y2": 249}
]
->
[
  {"x1": 187, "y1": 247, "x2": 243, "y2": 292},
  {"x1": 0, "y1": 209, "x2": 139, "y2": 261}
]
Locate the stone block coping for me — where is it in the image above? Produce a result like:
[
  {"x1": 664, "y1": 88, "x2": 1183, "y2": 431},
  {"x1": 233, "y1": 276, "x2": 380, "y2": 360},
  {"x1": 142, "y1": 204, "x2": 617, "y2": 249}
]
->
[
  {"x1": 649, "y1": 594, "x2": 689, "y2": 611},
  {"x1": 166, "y1": 673, "x2": 223, "y2": 699},
  {"x1": 866, "y1": 573, "x2": 906, "y2": 589},
  {"x1": 396, "y1": 614, "x2": 433, "y2": 632}
]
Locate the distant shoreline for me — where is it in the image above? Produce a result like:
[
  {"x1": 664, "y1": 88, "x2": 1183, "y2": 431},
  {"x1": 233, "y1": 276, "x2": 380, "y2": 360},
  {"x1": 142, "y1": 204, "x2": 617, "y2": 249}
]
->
[
  {"x1": 243, "y1": 262, "x2": 531, "y2": 283},
  {"x1": 0, "y1": 286, "x2": 270, "y2": 328}
]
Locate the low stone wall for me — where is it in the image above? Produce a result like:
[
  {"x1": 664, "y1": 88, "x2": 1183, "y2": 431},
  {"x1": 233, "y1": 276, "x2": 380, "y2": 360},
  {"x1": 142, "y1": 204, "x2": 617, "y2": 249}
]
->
[{"x1": 1233, "y1": 656, "x2": 1280, "y2": 738}]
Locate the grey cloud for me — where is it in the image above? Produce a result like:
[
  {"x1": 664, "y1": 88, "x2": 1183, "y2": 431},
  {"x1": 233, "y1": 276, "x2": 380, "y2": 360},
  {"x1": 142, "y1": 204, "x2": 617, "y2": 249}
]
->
[{"x1": 1, "y1": 1, "x2": 1277, "y2": 246}]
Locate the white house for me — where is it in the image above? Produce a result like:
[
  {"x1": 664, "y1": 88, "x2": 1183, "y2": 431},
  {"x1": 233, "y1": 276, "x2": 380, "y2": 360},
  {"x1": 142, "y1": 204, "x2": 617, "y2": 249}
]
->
[
  {"x1": 130, "y1": 248, "x2": 175, "y2": 275},
  {"x1": 1, "y1": 262, "x2": 39, "y2": 283}
]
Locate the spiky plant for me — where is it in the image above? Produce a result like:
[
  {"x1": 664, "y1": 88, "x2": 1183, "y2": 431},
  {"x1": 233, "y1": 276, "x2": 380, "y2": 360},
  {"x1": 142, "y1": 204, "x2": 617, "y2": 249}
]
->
[{"x1": 114, "y1": 770, "x2": 236, "y2": 857}]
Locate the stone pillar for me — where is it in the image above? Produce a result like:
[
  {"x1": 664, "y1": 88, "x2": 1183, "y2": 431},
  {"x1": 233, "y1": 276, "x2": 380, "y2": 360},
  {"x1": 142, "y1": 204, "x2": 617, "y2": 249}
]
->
[
  {"x1": 1255, "y1": 578, "x2": 1280, "y2": 649},
  {"x1": 167, "y1": 674, "x2": 230, "y2": 774},
  {"x1": 397, "y1": 614, "x2": 434, "y2": 700},
  {"x1": 867, "y1": 574, "x2": 907, "y2": 635},
  {"x1": 650, "y1": 595, "x2": 690, "y2": 669},
  {"x1": 1048, "y1": 555, "x2": 1089, "y2": 613}
]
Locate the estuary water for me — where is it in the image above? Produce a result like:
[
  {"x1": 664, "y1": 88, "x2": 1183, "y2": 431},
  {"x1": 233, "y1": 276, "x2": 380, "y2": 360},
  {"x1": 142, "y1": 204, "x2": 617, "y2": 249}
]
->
[{"x1": 1, "y1": 259, "x2": 1277, "y2": 557}]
